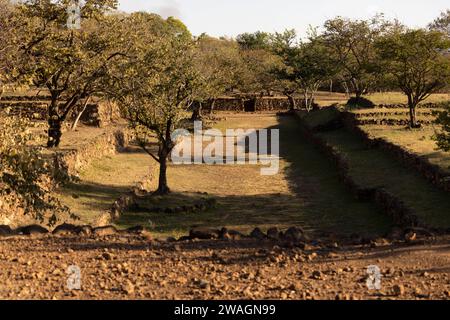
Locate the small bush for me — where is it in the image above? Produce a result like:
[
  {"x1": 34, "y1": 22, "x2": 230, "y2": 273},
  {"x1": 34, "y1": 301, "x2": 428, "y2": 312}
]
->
[
  {"x1": 0, "y1": 112, "x2": 71, "y2": 225},
  {"x1": 347, "y1": 96, "x2": 375, "y2": 108},
  {"x1": 434, "y1": 103, "x2": 450, "y2": 151}
]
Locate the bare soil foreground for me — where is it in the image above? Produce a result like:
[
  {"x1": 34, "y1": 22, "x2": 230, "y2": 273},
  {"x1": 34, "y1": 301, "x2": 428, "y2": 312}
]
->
[{"x1": 0, "y1": 233, "x2": 449, "y2": 300}]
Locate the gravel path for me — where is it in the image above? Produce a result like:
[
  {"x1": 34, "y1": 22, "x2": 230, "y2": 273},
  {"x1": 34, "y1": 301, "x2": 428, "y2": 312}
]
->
[{"x1": 0, "y1": 234, "x2": 449, "y2": 300}]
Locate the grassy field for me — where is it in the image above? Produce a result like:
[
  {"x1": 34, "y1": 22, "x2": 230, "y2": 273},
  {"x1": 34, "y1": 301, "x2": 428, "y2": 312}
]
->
[
  {"x1": 300, "y1": 110, "x2": 450, "y2": 228},
  {"x1": 361, "y1": 125, "x2": 450, "y2": 174},
  {"x1": 57, "y1": 113, "x2": 392, "y2": 238},
  {"x1": 117, "y1": 113, "x2": 390, "y2": 238},
  {"x1": 57, "y1": 149, "x2": 153, "y2": 224}
]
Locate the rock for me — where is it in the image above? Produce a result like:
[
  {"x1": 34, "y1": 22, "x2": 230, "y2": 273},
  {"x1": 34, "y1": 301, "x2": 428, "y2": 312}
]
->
[
  {"x1": 267, "y1": 227, "x2": 280, "y2": 240},
  {"x1": 311, "y1": 270, "x2": 324, "y2": 280},
  {"x1": 93, "y1": 226, "x2": 117, "y2": 236},
  {"x1": 0, "y1": 225, "x2": 14, "y2": 236},
  {"x1": 250, "y1": 227, "x2": 266, "y2": 239},
  {"x1": 16, "y1": 225, "x2": 49, "y2": 235},
  {"x1": 122, "y1": 281, "x2": 135, "y2": 295},
  {"x1": 189, "y1": 227, "x2": 220, "y2": 240},
  {"x1": 78, "y1": 225, "x2": 93, "y2": 236},
  {"x1": 404, "y1": 232, "x2": 417, "y2": 242},
  {"x1": 52, "y1": 223, "x2": 81, "y2": 236},
  {"x1": 335, "y1": 293, "x2": 350, "y2": 300},
  {"x1": 219, "y1": 227, "x2": 243, "y2": 240},
  {"x1": 101, "y1": 252, "x2": 113, "y2": 260},
  {"x1": 392, "y1": 284, "x2": 405, "y2": 296},
  {"x1": 126, "y1": 225, "x2": 146, "y2": 234},
  {"x1": 198, "y1": 280, "x2": 210, "y2": 290},
  {"x1": 283, "y1": 226, "x2": 306, "y2": 242}
]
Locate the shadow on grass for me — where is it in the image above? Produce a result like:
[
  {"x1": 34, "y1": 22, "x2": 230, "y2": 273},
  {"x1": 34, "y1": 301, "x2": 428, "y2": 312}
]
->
[{"x1": 115, "y1": 115, "x2": 392, "y2": 238}]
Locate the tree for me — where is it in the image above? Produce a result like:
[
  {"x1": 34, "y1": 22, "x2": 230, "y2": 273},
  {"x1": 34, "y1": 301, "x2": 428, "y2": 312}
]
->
[
  {"x1": 109, "y1": 13, "x2": 199, "y2": 195},
  {"x1": 191, "y1": 34, "x2": 243, "y2": 119},
  {"x1": 235, "y1": 32, "x2": 282, "y2": 110},
  {"x1": 376, "y1": 29, "x2": 450, "y2": 128},
  {"x1": 270, "y1": 29, "x2": 302, "y2": 109},
  {"x1": 435, "y1": 105, "x2": 450, "y2": 151},
  {"x1": 429, "y1": 9, "x2": 450, "y2": 37},
  {"x1": 236, "y1": 31, "x2": 271, "y2": 50},
  {"x1": 15, "y1": 0, "x2": 120, "y2": 147},
  {"x1": 272, "y1": 29, "x2": 337, "y2": 111},
  {"x1": 0, "y1": 0, "x2": 17, "y2": 95},
  {"x1": 322, "y1": 15, "x2": 390, "y2": 99}
]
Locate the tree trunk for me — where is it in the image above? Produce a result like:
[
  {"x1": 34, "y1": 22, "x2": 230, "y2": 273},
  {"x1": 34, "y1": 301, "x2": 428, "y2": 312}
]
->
[
  {"x1": 155, "y1": 146, "x2": 170, "y2": 195},
  {"x1": 286, "y1": 94, "x2": 296, "y2": 111},
  {"x1": 208, "y1": 98, "x2": 216, "y2": 115},
  {"x1": 71, "y1": 97, "x2": 90, "y2": 131},
  {"x1": 47, "y1": 100, "x2": 62, "y2": 148},
  {"x1": 252, "y1": 96, "x2": 258, "y2": 112},
  {"x1": 408, "y1": 102, "x2": 420, "y2": 128},
  {"x1": 191, "y1": 101, "x2": 203, "y2": 121},
  {"x1": 47, "y1": 117, "x2": 62, "y2": 148},
  {"x1": 304, "y1": 90, "x2": 311, "y2": 112}
]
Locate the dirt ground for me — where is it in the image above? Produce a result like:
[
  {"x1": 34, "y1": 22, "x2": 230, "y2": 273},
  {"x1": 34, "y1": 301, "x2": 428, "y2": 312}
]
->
[{"x1": 0, "y1": 233, "x2": 449, "y2": 300}]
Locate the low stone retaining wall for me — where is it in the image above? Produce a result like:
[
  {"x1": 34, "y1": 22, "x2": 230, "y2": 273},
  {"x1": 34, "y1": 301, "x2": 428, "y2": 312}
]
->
[
  {"x1": 354, "y1": 118, "x2": 433, "y2": 126},
  {"x1": 341, "y1": 111, "x2": 450, "y2": 194},
  {"x1": 371, "y1": 102, "x2": 449, "y2": 109},
  {"x1": 294, "y1": 111, "x2": 421, "y2": 229},
  {"x1": 52, "y1": 128, "x2": 131, "y2": 182},
  {"x1": 0, "y1": 99, "x2": 121, "y2": 127},
  {"x1": 354, "y1": 111, "x2": 434, "y2": 118},
  {"x1": 213, "y1": 97, "x2": 302, "y2": 112}
]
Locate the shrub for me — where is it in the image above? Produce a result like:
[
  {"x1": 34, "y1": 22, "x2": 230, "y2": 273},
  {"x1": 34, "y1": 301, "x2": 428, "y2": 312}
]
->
[
  {"x1": 346, "y1": 96, "x2": 375, "y2": 108},
  {"x1": 0, "y1": 112, "x2": 71, "y2": 225},
  {"x1": 434, "y1": 102, "x2": 450, "y2": 151}
]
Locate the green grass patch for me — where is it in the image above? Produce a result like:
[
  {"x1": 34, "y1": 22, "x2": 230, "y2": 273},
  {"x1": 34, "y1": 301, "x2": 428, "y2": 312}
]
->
[{"x1": 316, "y1": 126, "x2": 450, "y2": 228}]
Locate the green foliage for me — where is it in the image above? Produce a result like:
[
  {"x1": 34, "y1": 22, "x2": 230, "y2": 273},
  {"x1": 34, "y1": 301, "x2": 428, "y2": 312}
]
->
[
  {"x1": 108, "y1": 12, "x2": 201, "y2": 194},
  {"x1": 236, "y1": 31, "x2": 271, "y2": 50},
  {"x1": 322, "y1": 15, "x2": 392, "y2": 97},
  {"x1": 15, "y1": 0, "x2": 120, "y2": 147},
  {"x1": 0, "y1": 0, "x2": 18, "y2": 92},
  {"x1": 0, "y1": 112, "x2": 71, "y2": 225},
  {"x1": 376, "y1": 29, "x2": 450, "y2": 126},
  {"x1": 429, "y1": 9, "x2": 450, "y2": 37},
  {"x1": 272, "y1": 30, "x2": 337, "y2": 110},
  {"x1": 193, "y1": 34, "x2": 243, "y2": 102},
  {"x1": 347, "y1": 96, "x2": 375, "y2": 108},
  {"x1": 435, "y1": 102, "x2": 450, "y2": 151}
]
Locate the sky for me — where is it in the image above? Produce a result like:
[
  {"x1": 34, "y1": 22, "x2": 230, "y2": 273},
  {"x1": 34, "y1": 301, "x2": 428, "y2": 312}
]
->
[{"x1": 118, "y1": 0, "x2": 449, "y2": 38}]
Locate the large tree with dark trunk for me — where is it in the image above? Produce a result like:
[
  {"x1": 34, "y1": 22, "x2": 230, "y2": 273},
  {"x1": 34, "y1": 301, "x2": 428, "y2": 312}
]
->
[
  {"x1": 376, "y1": 29, "x2": 450, "y2": 128},
  {"x1": 272, "y1": 29, "x2": 337, "y2": 111},
  {"x1": 322, "y1": 15, "x2": 391, "y2": 99},
  {"x1": 15, "y1": 0, "x2": 119, "y2": 147},
  {"x1": 191, "y1": 34, "x2": 242, "y2": 119},
  {"x1": 109, "y1": 13, "x2": 199, "y2": 195}
]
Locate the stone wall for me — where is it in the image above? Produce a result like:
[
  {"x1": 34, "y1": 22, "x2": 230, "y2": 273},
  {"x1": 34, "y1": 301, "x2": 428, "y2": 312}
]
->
[
  {"x1": 369, "y1": 102, "x2": 449, "y2": 109},
  {"x1": 212, "y1": 97, "x2": 304, "y2": 112},
  {"x1": 52, "y1": 127, "x2": 132, "y2": 182},
  {"x1": 0, "y1": 97, "x2": 121, "y2": 127}
]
